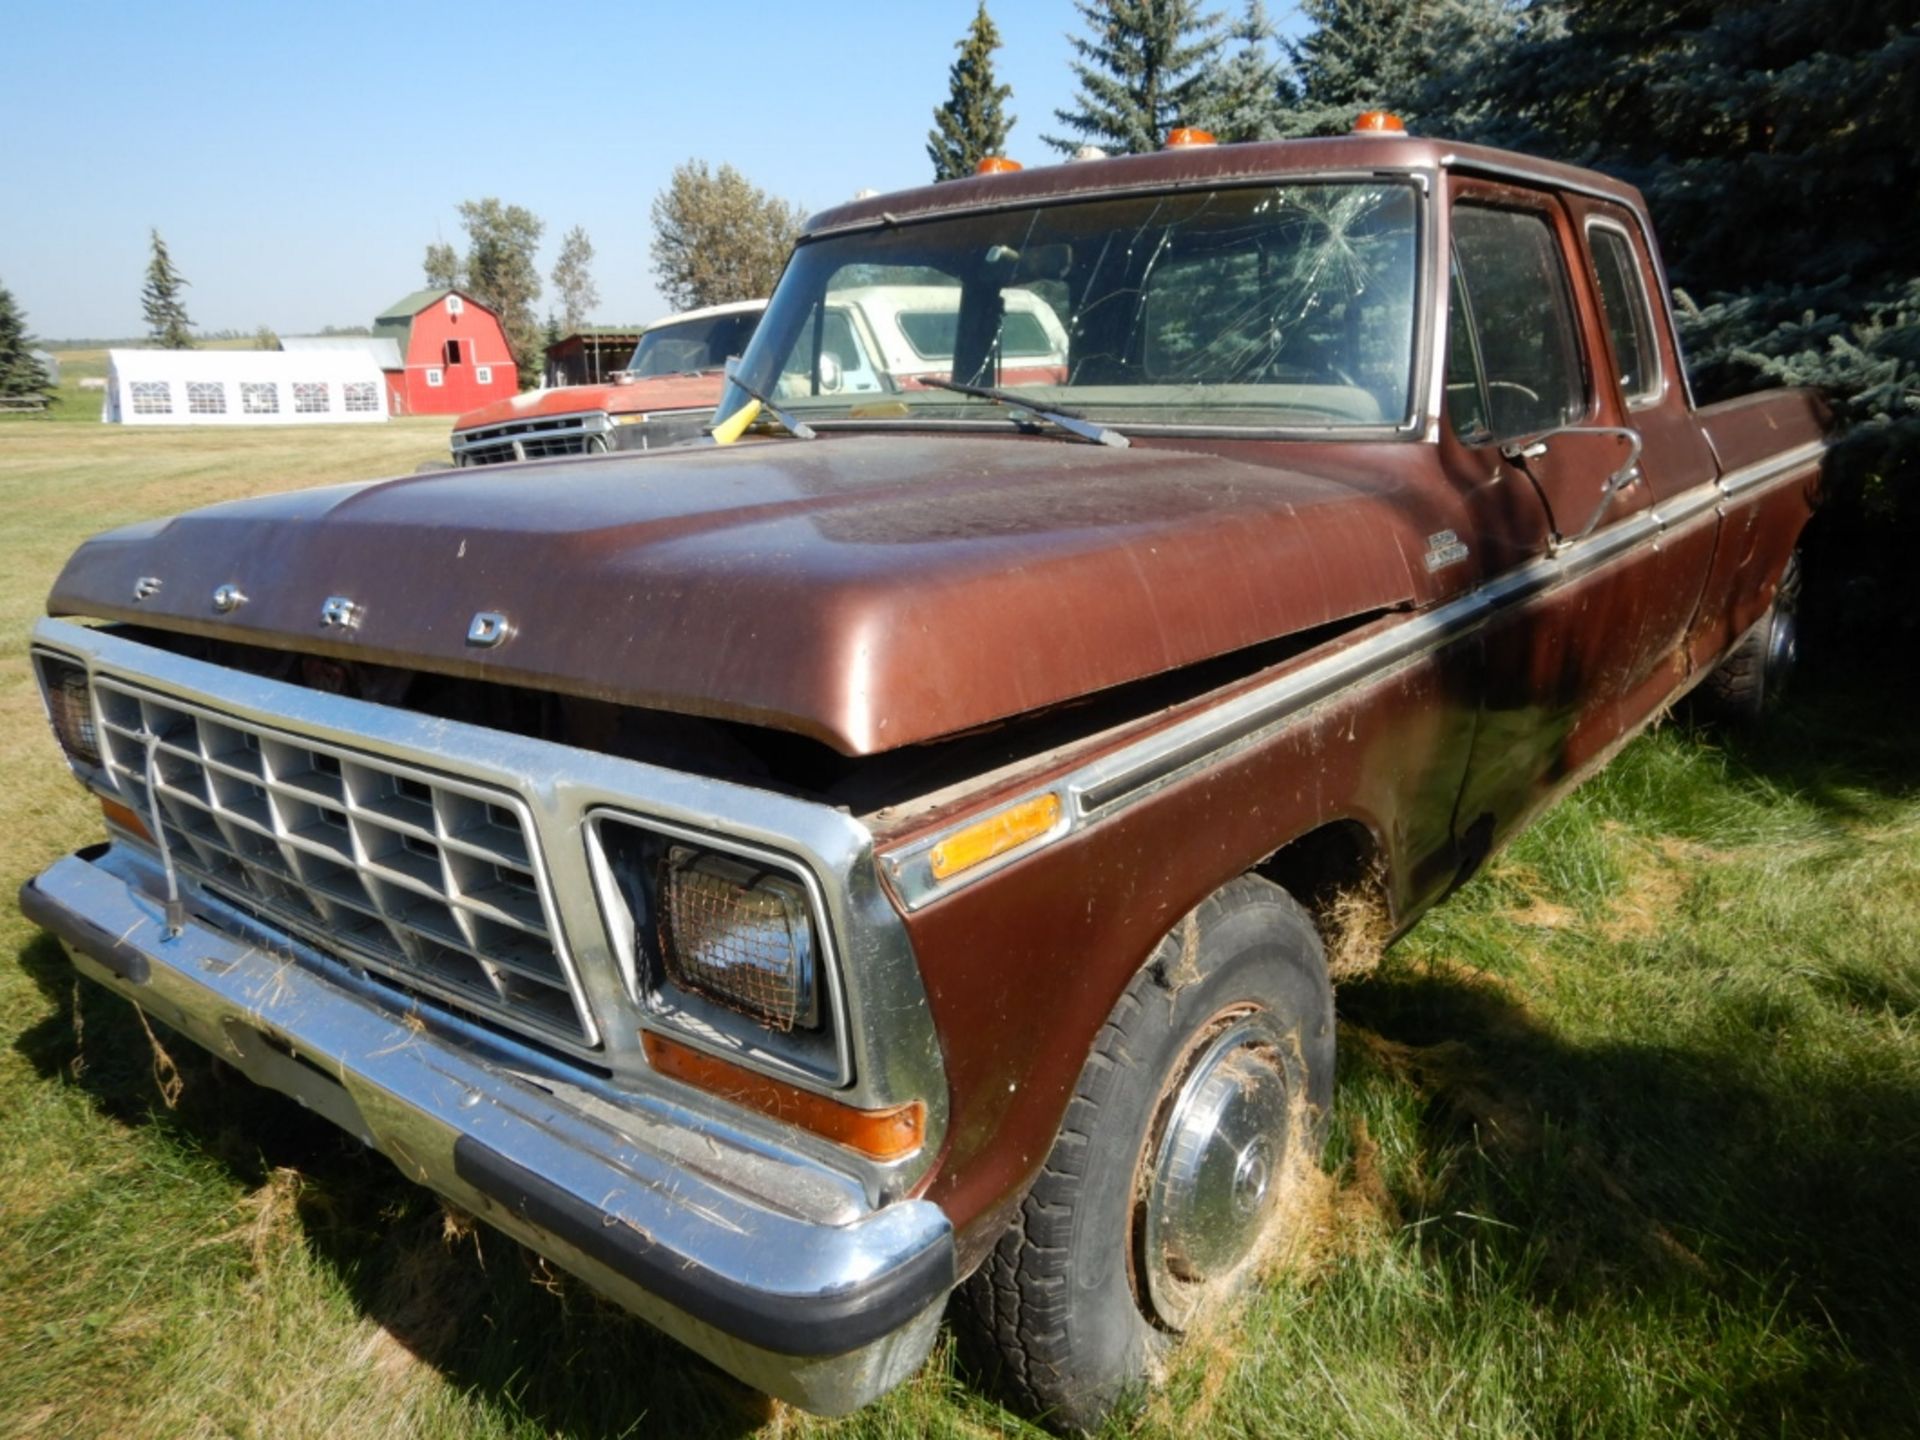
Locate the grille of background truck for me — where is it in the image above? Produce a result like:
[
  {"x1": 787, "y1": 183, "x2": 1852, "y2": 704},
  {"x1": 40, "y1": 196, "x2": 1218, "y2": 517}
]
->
[
  {"x1": 93, "y1": 678, "x2": 596, "y2": 1050},
  {"x1": 450, "y1": 414, "x2": 609, "y2": 465}
]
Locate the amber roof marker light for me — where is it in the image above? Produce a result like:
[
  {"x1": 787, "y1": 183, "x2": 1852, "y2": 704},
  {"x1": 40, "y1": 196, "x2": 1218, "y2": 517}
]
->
[
  {"x1": 1164, "y1": 127, "x2": 1217, "y2": 148},
  {"x1": 975, "y1": 155, "x2": 1023, "y2": 174},
  {"x1": 1353, "y1": 110, "x2": 1409, "y2": 135}
]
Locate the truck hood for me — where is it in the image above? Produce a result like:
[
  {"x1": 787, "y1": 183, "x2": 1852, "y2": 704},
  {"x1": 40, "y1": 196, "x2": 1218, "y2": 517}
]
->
[
  {"x1": 452, "y1": 373, "x2": 724, "y2": 431},
  {"x1": 48, "y1": 434, "x2": 1429, "y2": 754}
]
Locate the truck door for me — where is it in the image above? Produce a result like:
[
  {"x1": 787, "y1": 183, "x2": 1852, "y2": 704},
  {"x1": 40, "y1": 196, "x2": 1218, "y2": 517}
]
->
[
  {"x1": 1573, "y1": 197, "x2": 1721, "y2": 672},
  {"x1": 1442, "y1": 177, "x2": 1701, "y2": 868}
]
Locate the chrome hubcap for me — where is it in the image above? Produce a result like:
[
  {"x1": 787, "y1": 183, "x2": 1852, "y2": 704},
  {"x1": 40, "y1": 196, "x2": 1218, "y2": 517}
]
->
[{"x1": 1141, "y1": 1012, "x2": 1293, "y2": 1330}]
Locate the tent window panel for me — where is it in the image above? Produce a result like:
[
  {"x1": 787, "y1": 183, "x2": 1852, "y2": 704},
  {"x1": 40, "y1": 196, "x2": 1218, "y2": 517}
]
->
[
  {"x1": 130, "y1": 381, "x2": 171, "y2": 415},
  {"x1": 475, "y1": 365, "x2": 493, "y2": 385},
  {"x1": 186, "y1": 382, "x2": 226, "y2": 416},
  {"x1": 343, "y1": 382, "x2": 379, "y2": 413},
  {"x1": 241, "y1": 382, "x2": 279, "y2": 415},
  {"x1": 292, "y1": 382, "x2": 330, "y2": 414}
]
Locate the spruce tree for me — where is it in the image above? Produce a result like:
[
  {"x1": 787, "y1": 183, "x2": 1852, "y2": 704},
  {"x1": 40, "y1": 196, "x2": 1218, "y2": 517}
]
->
[
  {"x1": 1196, "y1": 0, "x2": 1295, "y2": 141},
  {"x1": 1280, "y1": 0, "x2": 1518, "y2": 138},
  {"x1": 1483, "y1": 0, "x2": 1920, "y2": 642},
  {"x1": 1045, "y1": 0, "x2": 1225, "y2": 157},
  {"x1": 0, "y1": 279, "x2": 53, "y2": 398},
  {"x1": 929, "y1": 3, "x2": 1016, "y2": 180},
  {"x1": 141, "y1": 229, "x2": 194, "y2": 349}
]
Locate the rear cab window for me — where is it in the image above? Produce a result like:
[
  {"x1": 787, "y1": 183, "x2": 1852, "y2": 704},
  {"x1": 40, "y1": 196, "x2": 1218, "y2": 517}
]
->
[{"x1": 1586, "y1": 221, "x2": 1662, "y2": 406}]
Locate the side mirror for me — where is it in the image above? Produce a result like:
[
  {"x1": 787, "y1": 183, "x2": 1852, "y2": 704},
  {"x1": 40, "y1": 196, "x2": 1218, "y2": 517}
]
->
[{"x1": 1501, "y1": 425, "x2": 1645, "y2": 551}]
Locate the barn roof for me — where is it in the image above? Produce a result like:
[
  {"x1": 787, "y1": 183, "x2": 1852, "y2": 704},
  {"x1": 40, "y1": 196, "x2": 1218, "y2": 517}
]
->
[
  {"x1": 281, "y1": 334, "x2": 405, "y2": 370},
  {"x1": 376, "y1": 287, "x2": 459, "y2": 322},
  {"x1": 371, "y1": 287, "x2": 495, "y2": 361}
]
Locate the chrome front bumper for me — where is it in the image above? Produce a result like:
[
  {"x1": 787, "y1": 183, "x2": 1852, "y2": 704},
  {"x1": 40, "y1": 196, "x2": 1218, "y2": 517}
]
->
[{"x1": 21, "y1": 844, "x2": 954, "y2": 1414}]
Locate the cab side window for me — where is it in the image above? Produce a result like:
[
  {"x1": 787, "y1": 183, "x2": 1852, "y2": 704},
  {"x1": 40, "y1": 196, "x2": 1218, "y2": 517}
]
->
[
  {"x1": 1588, "y1": 224, "x2": 1661, "y2": 404},
  {"x1": 1447, "y1": 203, "x2": 1586, "y2": 440}
]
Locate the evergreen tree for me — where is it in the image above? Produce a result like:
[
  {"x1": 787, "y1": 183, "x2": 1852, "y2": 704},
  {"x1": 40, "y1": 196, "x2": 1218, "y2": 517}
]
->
[
  {"x1": 456, "y1": 199, "x2": 545, "y2": 388},
  {"x1": 1196, "y1": 0, "x2": 1295, "y2": 141},
  {"x1": 551, "y1": 225, "x2": 600, "y2": 332},
  {"x1": 0, "y1": 279, "x2": 54, "y2": 397},
  {"x1": 1045, "y1": 0, "x2": 1226, "y2": 156},
  {"x1": 928, "y1": 3, "x2": 1017, "y2": 180},
  {"x1": 1281, "y1": 0, "x2": 1519, "y2": 137},
  {"x1": 1485, "y1": 0, "x2": 1920, "y2": 643},
  {"x1": 141, "y1": 229, "x2": 194, "y2": 349}
]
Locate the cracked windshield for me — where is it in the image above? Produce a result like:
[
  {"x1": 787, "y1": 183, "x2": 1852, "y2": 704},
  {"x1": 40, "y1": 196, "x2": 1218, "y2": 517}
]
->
[{"x1": 724, "y1": 181, "x2": 1419, "y2": 433}]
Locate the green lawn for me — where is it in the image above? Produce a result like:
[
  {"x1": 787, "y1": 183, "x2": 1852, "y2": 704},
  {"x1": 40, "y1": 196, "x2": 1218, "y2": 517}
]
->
[{"x1": 1, "y1": 420, "x2": 1915, "y2": 1438}]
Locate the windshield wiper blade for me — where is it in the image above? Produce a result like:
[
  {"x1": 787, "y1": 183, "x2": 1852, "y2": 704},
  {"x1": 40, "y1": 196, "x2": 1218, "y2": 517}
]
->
[
  {"x1": 918, "y1": 378, "x2": 1129, "y2": 448},
  {"x1": 719, "y1": 371, "x2": 816, "y2": 441}
]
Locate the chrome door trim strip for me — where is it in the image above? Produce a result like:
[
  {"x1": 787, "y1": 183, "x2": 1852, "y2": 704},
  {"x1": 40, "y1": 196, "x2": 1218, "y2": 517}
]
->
[{"x1": 884, "y1": 437, "x2": 1827, "y2": 910}]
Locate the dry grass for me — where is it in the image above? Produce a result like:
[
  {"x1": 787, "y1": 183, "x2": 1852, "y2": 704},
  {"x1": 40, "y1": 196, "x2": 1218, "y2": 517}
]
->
[{"x1": 2, "y1": 416, "x2": 1917, "y2": 1437}]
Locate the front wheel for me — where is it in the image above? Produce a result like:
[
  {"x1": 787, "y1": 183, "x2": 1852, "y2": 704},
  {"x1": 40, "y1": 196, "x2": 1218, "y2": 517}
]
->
[{"x1": 957, "y1": 876, "x2": 1334, "y2": 1431}]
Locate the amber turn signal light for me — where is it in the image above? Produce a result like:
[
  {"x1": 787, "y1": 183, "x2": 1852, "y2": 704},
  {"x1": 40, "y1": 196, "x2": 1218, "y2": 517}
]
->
[
  {"x1": 975, "y1": 155, "x2": 1023, "y2": 174},
  {"x1": 100, "y1": 795, "x2": 152, "y2": 842},
  {"x1": 641, "y1": 1030, "x2": 926, "y2": 1161},
  {"x1": 1165, "y1": 127, "x2": 1216, "y2": 147},
  {"x1": 1353, "y1": 110, "x2": 1407, "y2": 134},
  {"x1": 928, "y1": 792, "x2": 1063, "y2": 882}
]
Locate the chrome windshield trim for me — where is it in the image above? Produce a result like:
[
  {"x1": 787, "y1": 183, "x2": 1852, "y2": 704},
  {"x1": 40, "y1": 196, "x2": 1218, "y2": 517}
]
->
[
  {"x1": 31, "y1": 618, "x2": 948, "y2": 1189},
  {"x1": 883, "y1": 437, "x2": 1828, "y2": 910},
  {"x1": 801, "y1": 165, "x2": 1440, "y2": 239},
  {"x1": 765, "y1": 171, "x2": 1437, "y2": 441}
]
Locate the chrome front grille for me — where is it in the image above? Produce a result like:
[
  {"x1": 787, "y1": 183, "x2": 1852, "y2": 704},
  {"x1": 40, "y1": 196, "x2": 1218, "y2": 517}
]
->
[
  {"x1": 451, "y1": 411, "x2": 610, "y2": 465},
  {"x1": 93, "y1": 677, "x2": 596, "y2": 1049}
]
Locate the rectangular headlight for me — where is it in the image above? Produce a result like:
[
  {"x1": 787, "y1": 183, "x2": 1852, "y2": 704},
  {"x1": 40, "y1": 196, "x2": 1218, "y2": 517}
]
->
[
  {"x1": 586, "y1": 812, "x2": 847, "y2": 1084},
  {"x1": 658, "y1": 845, "x2": 819, "y2": 1031},
  {"x1": 34, "y1": 653, "x2": 101, "y2": 767}
]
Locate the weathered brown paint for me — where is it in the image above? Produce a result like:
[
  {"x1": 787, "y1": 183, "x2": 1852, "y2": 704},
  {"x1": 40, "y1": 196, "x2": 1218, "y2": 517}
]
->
[{"x1": 40, "y1": 134, "x2": 1827, "y2": 1269}]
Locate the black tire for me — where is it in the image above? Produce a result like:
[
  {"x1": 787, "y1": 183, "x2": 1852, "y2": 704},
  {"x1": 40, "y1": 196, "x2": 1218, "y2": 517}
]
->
[
  {"x1": 956, "y1": 875, "x2": 1335, "y2": 1432},
  {"x1": 1702, "y1": 552, "x2": 1801, "y2": 724}
]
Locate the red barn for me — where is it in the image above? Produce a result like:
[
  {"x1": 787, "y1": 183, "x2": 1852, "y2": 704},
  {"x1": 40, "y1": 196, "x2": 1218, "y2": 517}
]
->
[{"x1": 371, "y1": 288, "x2": 518, "y2": 415}]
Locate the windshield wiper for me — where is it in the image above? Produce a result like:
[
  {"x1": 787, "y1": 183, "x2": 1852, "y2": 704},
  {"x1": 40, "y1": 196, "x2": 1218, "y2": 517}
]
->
[
  {"x1": 716, "y1": 369, "x2": 816, "y2": 442},
  {"x1": 918, "y1": 378, "x2": 1129, "y2": 448}
]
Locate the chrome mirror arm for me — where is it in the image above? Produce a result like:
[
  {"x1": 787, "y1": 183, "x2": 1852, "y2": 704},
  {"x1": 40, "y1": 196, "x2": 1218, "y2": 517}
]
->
[{"x1": 1499, "y1": 425, "x2": 1645, "y2": 551}]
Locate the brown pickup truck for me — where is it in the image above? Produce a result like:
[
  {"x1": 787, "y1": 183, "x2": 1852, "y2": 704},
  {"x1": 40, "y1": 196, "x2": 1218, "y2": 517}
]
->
[{"x1": 23, "y1": 120, "x2": 1824, "y2": 1429}]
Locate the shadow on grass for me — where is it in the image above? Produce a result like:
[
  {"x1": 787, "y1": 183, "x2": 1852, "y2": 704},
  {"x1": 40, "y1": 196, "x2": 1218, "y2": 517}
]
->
[
  {"x1": 10, "y1": 933, "x2": 777, "y2": 1440},
  {"x1": 1335, "y1": 960, "x2": 1920, "y2": 1437},
  {"x1": 1682, "y1": 668, "x2": 1920, "y2": 824}
]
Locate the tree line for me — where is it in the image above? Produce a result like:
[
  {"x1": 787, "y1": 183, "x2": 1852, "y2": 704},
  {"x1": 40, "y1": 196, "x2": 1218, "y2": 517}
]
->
[{"x1": 7, "y1": 0, "x2": 1908, "y2": 641}]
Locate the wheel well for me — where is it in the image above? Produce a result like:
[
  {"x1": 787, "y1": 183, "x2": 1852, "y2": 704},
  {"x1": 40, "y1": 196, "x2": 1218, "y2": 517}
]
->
[{"x1": 1252, "y1": 819, "x2": 1391, "y2": 981}]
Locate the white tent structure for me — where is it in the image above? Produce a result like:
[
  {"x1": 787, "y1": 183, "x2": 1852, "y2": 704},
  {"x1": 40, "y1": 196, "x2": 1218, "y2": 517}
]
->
[{"x1": 103, "y1": 348, "x2": 388, "y2": 426}]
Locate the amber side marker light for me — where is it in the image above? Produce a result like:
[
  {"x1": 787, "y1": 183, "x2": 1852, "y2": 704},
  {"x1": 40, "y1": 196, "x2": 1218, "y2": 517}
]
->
[
  {"x1": 1165, "y1": 127, "x2": 1217, "y2": 148},
  {"x1": 975, "y1": 155, "x2": 1022, "y2": 174},
  {"x1": 1353, "y1": 110, "x2": 1408, "y2": 135},
  {"x1": 928, "y1": 791, "x2": 1063, "y2": 883},
  {"x1": 100, "y1": 795, "x2": 152, "y2": 842},
  {"x1": 641, "y1": 1031, "x2": 926, "y2": 1161}
]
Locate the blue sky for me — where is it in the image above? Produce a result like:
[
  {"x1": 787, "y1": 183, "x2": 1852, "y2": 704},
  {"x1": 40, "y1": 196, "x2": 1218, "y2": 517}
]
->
[{"x1": 1, "y1": 1, "x2": 1305, "y2": 341}]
